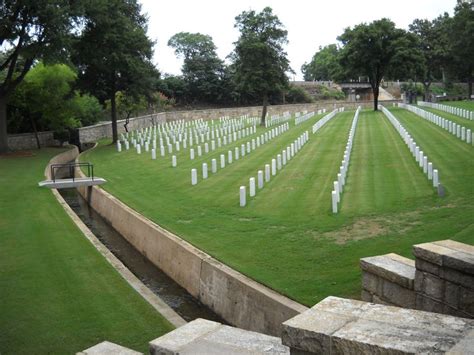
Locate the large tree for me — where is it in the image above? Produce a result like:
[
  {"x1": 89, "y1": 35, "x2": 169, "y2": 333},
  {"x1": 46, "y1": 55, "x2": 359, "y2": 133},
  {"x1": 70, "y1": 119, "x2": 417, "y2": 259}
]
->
[
  {"x1": 447, "y1": 2, "x2": 474, "y2": 100},
  {"x1": 0, "y1": 0, "x2": 82, "y2": 153},
  {"x1": 338, "y1": 19, "x2": 420, "y2": 110},
  {"x1": 168, "y1": 32, "x2": 224, "y2": 104},
  {"x1": 409, "y1": 15, "x2": 450, "y2": 100},
  {"x1": 73, "y1": 0, "x2": 155, "y2": 143},
  {"x1": 301, "y1": 44, "x2": 342, "y2": 82},
  {"x1": 231, "y1": 7, "x2": 291, "y2": 126}
]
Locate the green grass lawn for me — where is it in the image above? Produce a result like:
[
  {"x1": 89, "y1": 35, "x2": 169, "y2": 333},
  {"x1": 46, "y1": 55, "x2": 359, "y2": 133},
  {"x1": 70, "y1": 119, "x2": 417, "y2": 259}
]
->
[
  {"x1": 0, "y1": 148, "x2": 173, "y2": 354},
  {"x1": 440, "y1": 100, "x2": 474, "y2": 111},
  {"x1": 416, "y1": 106, "x2": 474, "y2": 131},
  {"x1": 82, "y1": 109, "x2": 474, "y2": 307}
]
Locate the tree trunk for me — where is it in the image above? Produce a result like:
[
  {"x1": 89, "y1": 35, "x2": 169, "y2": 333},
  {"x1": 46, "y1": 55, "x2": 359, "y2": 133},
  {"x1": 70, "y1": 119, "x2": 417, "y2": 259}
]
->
[
  {"x1": 423, "y1": 83, "x2": 431, "y2": 102},
  {"x1": 29, "y1": 115, "x2": 41, "y2": 149},
  {"x1": 372, "y1": 85, "x2": 379, "y2": 111},
  {"x1": 0, "y1": 95, "x2": 8, "y2": 153},
  {"x1": 261, "y1": 93, "x2": 268, "y2": 126},
  {"x1": 111, "y1": 91, "x2": 118, "y2": 143}
]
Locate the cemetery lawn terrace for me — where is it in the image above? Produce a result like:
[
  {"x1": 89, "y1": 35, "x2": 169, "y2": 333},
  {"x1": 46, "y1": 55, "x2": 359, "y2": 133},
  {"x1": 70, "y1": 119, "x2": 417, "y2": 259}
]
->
[
  {"x1": 82, "y1": 108, "x2": 474, "y2": 307},
  {"x1": 0, "y1": 148, "x2": 174, "y2": 353},
  {"x1": 442, "y1": 101, "x2": 474, "y2": 111},
  {"x1": 416, "y1": 106, "x2": 474, "y2": 131}
]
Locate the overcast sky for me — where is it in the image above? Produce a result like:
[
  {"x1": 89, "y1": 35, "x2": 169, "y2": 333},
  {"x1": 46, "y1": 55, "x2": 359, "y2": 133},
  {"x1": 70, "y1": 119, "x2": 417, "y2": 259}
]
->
[{"x1": 140, "y1": 0, "x2": 457, "y2": 80}]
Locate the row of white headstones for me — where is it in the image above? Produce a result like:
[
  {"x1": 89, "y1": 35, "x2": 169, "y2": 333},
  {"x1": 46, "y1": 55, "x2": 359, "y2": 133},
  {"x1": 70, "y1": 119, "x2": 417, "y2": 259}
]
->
[
  {"x1": 116, "y1": 117, "x2": 260, "y2": 166},
  {"x1": 381, "y1": 105, "x2": 440, "y2": 189},
  {"x1": 191, "y1": 122, "x2": 291, "y2": 185},
  {"x1": 295, "y1": 109, "x2": 326, "y2": 125},
  {"x1": 332, "y1": 107, "x2": 361, "y2": 213},
  {"x1": 266, "y1": 111, "x2": 292, "y2": 127},
  {"x1": 239, "y1": 108, "x2": 345, "y2": 207},
  {"x1": 399, "y1": 104, "x2": 473, "y2": 145},
  {"x1": 239, "y1": 131, "x2": 310, "y2": 207},
  {"x1": 418, "y1": 101, "x2": 473, "y2": 121}
]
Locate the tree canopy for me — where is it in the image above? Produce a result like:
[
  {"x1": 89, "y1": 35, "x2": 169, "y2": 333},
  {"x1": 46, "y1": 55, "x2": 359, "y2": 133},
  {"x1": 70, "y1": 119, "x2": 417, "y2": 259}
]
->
[
  {"x1": 0, "y1": 0, "x2": 83, "y2": 152},
  {"x1": 338, "y1": 18, "x2": 421, "y2": 110},
  {"x1": 301, "y1": 44, "x2": 342, "y2": 82},
  {"x1": 231, "y1": 7, "x2": 291, "y2": 125},
  {"x1": 73, "y1": 0, "x2": 155, "y2": 143},
  {"x1": 168, "y1": 32, "x2": 225, "y2": 104}
]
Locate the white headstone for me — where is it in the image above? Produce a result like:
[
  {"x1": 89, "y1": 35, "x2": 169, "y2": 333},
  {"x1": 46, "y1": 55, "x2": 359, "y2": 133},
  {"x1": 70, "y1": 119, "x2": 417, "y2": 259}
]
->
[
  {"x1": 240, "y1": 186, "x2": 246, "y2": 207},
  {"x1": 332, "y1": 190, "x2": 338, "y2": 213},
  {"x1": 249, "y1": 177, "x2": 256, "y2": 197},
  {"x1": 151, "y1": 148, "x2": 156, "y2": 160},
  {"x1": 228, "y1": 150, "x2": 233, "y2": 164},
  {"x1": 197, "y1": 145, "x2": 202, "y2": 156},
  {"x1": 277, "y1": 154, "x2": 282, "y2": 170},
  {"x1": 235, "y1": 147, "x2": 239, "y2": 160},
  {"x1": 433, "y1": 169, "x2": 439, "y2": 187},
  {"x1": 428, "y1": 162, "x2": 433, "y2": 180},
  {"x1": 191, "y1": 169, "x2": 197, "y2": 185},
  {"x1": 172, "y1": 155, "x2": 177, "y2": 167},
  {"x1": 137, "y1": 144, "x2": 141, "y2": 154},
  {"x1": 258, "y1": 170, "x2": 264, "y2": 189},
  {"x1": 282, "y1": 150, "x2": 287, "y2": 165},
  {"x1": 202, "y1": 163, "x2": 208, "y2": 179},
  {"x1": 190, "y1": 148, "x2": 195, "y2": 160},
  {"x1": 220, "y1": 154, "x2": 225, "y2": 168},
  {"x1": 265, "y1": 164, "x2": 271, "y2": 182},
  {"x1": 117, "y1": 142, "x2": 122, "y2": 152}
]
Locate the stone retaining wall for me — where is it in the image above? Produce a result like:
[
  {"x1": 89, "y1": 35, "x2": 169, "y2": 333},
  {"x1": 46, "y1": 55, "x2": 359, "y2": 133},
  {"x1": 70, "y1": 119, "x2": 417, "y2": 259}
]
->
[
  {"x1": 75, "y1": 147, "x2": 307, "y2": 336},
  {"x1": 77, "y1": 101, "x2": 401, "y2": 144},
  {"x1": 360, "y1": 239, "x2": 474, "y2": 319},
  {"x1": 8, "y1": 131, "x2": 57, "y2": 151}
]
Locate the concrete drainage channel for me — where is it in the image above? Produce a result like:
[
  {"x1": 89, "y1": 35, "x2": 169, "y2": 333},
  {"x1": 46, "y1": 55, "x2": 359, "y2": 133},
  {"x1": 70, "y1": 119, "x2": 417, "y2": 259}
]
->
[{"x1": 59, "y1": 187, "x2": 223, "y2": 323}]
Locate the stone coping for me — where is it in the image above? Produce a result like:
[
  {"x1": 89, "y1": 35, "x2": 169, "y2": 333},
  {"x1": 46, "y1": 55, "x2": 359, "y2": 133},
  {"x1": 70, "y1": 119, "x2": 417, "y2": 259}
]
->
[
  {"x1": 413, "y1": 240, "x2": 474, "y2": 275},
  {"x1": 360, "y1": 253, "x2": 415, "y2": 289},
  {"x1": 149, "y1": 318, "x2": 289, "y2": 355},
  {"x1": 78, "y1": 341, "x2": 141, "y2": 355},
  {"x1": 281, "y1": 296, "x2": 474, "y2": 354},
  {"x1": 44, "y1": 146, "x2": 186, "y2": 328}
]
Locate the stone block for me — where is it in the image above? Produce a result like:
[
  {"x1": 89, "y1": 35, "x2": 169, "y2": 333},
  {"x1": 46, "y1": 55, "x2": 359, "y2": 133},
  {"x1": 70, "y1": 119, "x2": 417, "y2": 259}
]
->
[
  {"x1": 382, "y1": 280, "x2": 416, "y2": 309},
  {"x1": 362, "y1": 272, "x2": 381, "y2": 295},
  {"x1": 79, "y1": 341, "x2": 141, "y2": 355},
  {"x1": 360, "y1": 253, "x2": 415, "y2": 289},
  {"x1": 414, "y1": 271, "x2": 424, "y2": 292},
  {"x1": 415, "y1": 258, "x2": 440, "y2": 276},
  {"x1": 459, "y1": 286, "x2": 474, "y2": 316},
  {"x1": 150, "y1": 318, "x2": 289, "y2": 355},
  {"x1": 445, "y1": 282, "x2": 460, "y2": 309},
  {"x1": 361, "y1": 289, "x2": 372, "y2": 303},
  {"x1": 416, "y1": 294, "x2": 445, "y2": 314},
  {"x1": 440, "y1": 267, "x2": 474, "y2": 290},
  {"x1": 413, "y1": 240, "x2": 474, "y2": 275},
  {"x1": 282, "y1": 296, "x2": 474, "y2": 355},
  {"x1": 423, "y1": 273, "x2": 444, "y2": 301}
]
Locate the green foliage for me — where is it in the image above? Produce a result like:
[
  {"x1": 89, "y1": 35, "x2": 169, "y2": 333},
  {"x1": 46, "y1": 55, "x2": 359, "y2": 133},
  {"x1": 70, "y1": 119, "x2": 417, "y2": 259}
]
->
[
  {"x1": 0, "y1": 0, "x2": 85, "y2": 151},
  {"x1": 338, "y1": 19, "x2": 422, "y2": 110},
  {"x1": 168, "y1": 32, "x2": 226, "y2": 104},
  {"x1": 447, "y1": 3, "x2": 474, "y2": 97},
  {"x1": 72, "y1": 0, "x2": 155, "y2": 142},
  {"x1": 106, "y1": 91, "x2": 148, "y2": 121},
  {"x1": 286, "y1": 86, "x2": 313, "y2": 103},
  {"x1": 301, "y1": 44, "x2": 343, "y2": 81},
  {"x1": 8, "y1": 63, "x2": 102, "y2": 134},
  {"x1": 231, "y1": 7, "x2": 291, "y2": 123}
]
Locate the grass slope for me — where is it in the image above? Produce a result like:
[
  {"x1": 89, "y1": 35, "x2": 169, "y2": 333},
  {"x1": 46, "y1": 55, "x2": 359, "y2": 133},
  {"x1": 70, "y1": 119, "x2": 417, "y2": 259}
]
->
[
  {"x1": 83, "y1": 110, "x2": 474, "y2": 306},
  {"x1": 417, "y1": 106, "x2": 474, "y2": 131},
  {"x1": 442, "y1": 101, "x2": 474, "y2": 111},
  {"x1": 0, "y1": 149, "x2": 173, "y2": 354}
]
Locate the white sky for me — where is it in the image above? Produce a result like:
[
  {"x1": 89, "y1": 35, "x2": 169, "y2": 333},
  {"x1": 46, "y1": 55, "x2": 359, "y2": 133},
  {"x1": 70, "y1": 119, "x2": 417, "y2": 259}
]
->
[{"x1": 140, "y1": 0, "x2": 456, "y2": 80}]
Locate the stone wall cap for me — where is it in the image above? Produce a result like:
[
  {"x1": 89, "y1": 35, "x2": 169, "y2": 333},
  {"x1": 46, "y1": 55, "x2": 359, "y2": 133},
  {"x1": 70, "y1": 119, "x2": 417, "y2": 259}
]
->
[
  {"x1": 149, "y1": 318, "x2": 289, "y2": 354},
  {"x1": 281, "y1": 296, "x2": 474, "y2": 354},
  {"x1": 360, "y1": 253, "x2": 415, "y2": 289},
  {"x1": 78, "y1": 341, "x2": 141, "y2": 354},
  {"x1": 413, "y1": 240, "x2": 474, "y2": 274}
]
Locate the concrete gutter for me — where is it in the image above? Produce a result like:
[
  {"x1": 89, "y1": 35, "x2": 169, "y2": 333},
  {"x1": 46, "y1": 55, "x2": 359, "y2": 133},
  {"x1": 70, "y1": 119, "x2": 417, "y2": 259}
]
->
[
  {"x1": 44, "y1": 146, "x2": 186, "y2": 328},
  {"x1": 75, "y1": 144, "x2": 308, "y2": 337}
]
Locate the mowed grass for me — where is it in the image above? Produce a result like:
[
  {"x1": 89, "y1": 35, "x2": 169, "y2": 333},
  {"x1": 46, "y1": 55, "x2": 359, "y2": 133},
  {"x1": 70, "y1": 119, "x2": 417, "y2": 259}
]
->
[
  {"x1": 0, "y1": 149, "x2": 173, "y2": 354},
  {"x1": 417, "y1": 106, "x2": 474, "y2": 131},
  {"x1": 442, "y1": 100, "x2": 474, "y2": 111},
  {"x1": 83, "y1": 109, "x2": 474, "y2": 306}
]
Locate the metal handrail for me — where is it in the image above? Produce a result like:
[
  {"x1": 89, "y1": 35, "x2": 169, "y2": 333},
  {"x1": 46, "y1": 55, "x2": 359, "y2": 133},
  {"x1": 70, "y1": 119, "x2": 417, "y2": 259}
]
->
[{"x1": 50, "y1": 162, "x2": 95, "y2": 182}]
